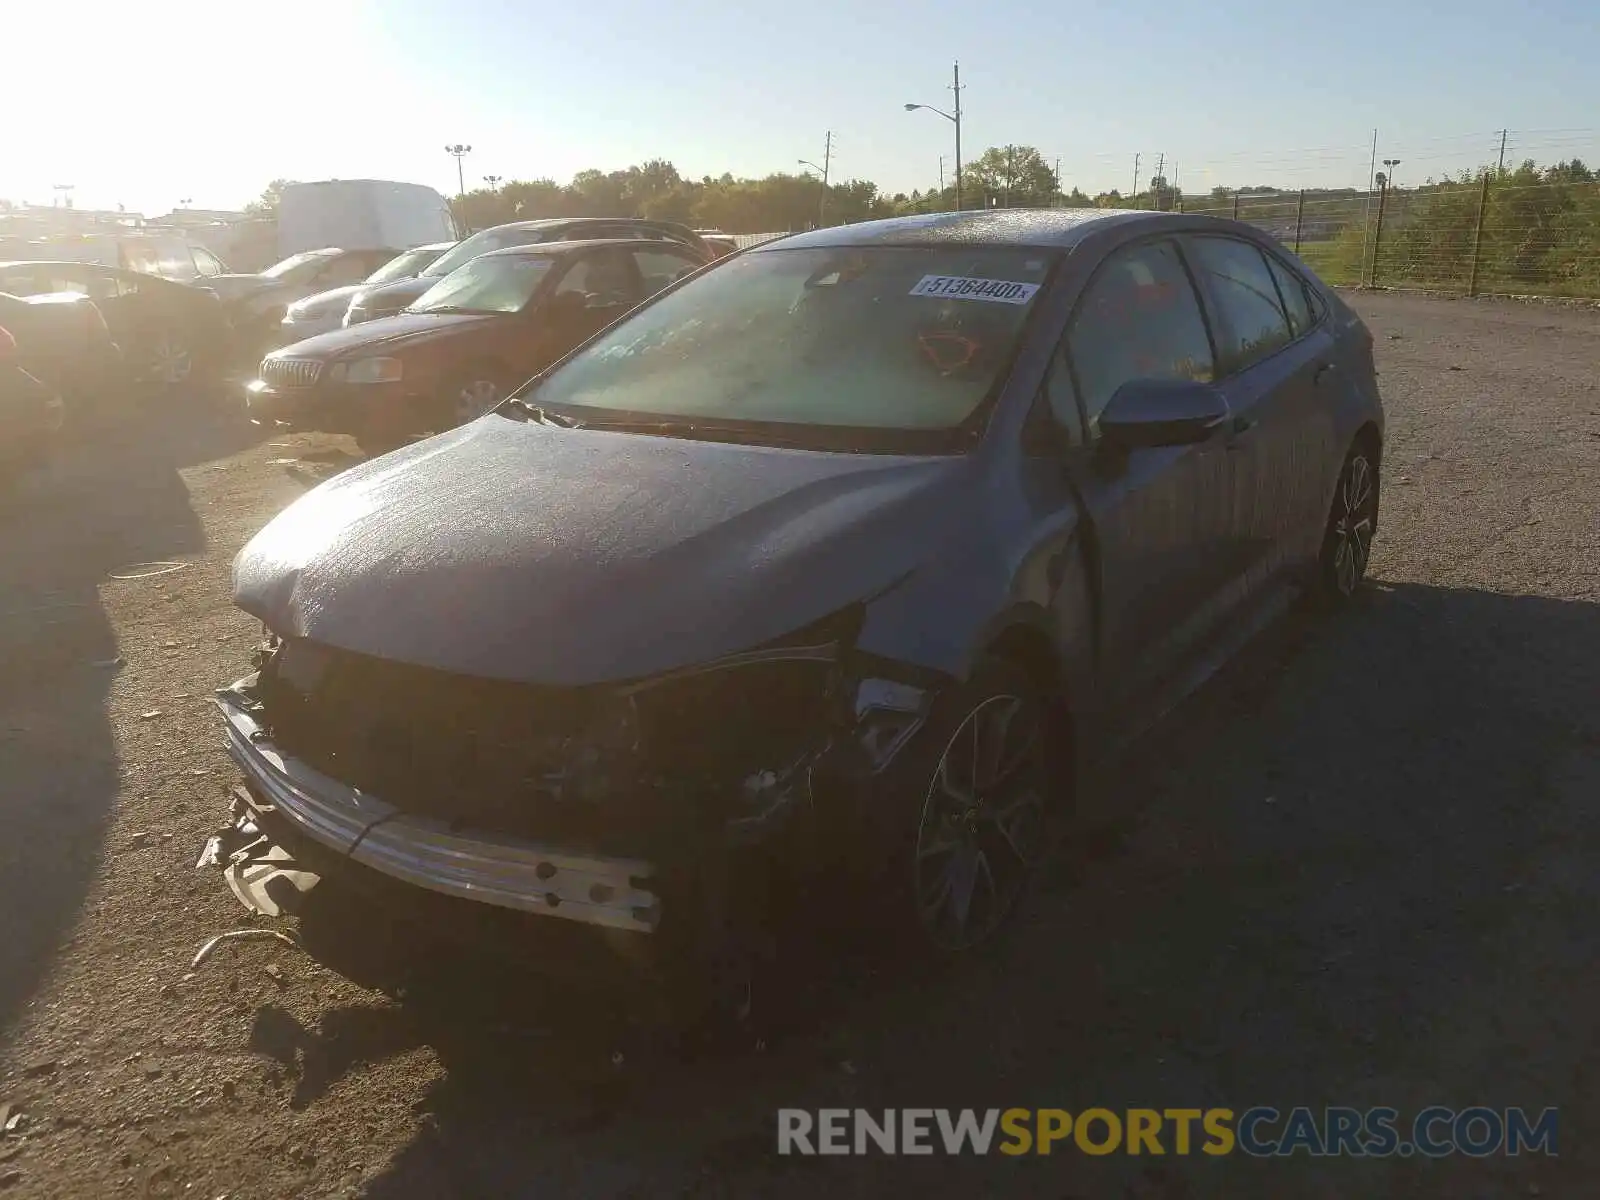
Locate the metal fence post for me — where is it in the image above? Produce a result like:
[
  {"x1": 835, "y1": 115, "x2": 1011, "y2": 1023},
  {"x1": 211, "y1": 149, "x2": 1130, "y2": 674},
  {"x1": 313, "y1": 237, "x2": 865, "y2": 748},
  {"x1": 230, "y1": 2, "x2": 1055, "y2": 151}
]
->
[
  {"x1": 1294, "y1": 189, "x2": 1305, "y2": 254},
  {"x1": 1367, "y1": 181, "x2": 1388, "y2": 288},
  {"x1": 1467, "y1": 171, "x2": 1491, "y2": 296},
  {"x1": 1231, "y1": 191, "x2": 1240, "y2": 220}
]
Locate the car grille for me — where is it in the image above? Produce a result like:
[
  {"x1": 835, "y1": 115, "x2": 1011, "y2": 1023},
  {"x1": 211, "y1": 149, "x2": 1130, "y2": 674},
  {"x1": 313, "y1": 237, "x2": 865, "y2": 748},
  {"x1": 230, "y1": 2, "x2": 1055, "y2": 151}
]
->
[
  {"x1": 256, "y1": 641, "x2": 676, "y2": 854},
  {"x1": 261, "y1": 357, "x2": 323, "y2": 389}
]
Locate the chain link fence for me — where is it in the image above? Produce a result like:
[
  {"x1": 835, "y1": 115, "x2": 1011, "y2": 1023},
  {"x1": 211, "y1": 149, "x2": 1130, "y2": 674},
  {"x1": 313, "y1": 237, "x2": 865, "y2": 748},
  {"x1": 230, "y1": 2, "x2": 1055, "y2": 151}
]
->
[{"x1": 1176, "y1": 178, "x2": 1600, "y2": 298}]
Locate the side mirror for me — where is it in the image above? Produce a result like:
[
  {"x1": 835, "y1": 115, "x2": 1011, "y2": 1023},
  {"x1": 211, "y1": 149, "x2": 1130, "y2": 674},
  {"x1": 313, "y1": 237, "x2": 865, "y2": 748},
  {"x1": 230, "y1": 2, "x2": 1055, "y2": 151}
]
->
[{"x1": 1098, "y1": 378, "x2": 1228, "y2": 450}]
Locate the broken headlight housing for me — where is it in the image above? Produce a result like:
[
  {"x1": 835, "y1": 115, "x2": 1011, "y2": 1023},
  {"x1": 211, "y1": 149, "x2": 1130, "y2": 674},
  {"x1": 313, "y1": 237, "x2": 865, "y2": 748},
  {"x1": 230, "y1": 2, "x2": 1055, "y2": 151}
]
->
[{"x1": 618, "y1": 614, "x2": 856, "y2": 814}]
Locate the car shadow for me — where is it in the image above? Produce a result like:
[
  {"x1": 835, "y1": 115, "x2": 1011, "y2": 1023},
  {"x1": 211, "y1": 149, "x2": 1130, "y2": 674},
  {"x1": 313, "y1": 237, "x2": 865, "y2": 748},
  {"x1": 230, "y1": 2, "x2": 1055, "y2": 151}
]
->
[
  {"x1": 0, "y1": 397, "x2": 267, "y2": 1034},
  {"x1": 252, "y1": 580, "x2": 1598, "y2": 1198}
]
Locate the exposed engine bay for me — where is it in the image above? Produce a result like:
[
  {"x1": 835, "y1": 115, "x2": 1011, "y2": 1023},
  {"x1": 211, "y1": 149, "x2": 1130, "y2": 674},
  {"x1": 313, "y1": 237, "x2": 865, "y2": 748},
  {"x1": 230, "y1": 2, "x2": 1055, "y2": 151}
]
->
[{"x1": 206, "y1": 615, "x2": 937, "y2": 962}]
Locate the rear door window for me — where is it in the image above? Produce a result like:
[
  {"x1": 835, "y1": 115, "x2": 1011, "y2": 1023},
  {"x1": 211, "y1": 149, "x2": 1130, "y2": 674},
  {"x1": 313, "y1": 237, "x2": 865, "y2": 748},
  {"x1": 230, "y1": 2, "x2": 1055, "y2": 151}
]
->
[
  {"x1": 632, "y1": 248, "x2": 700, "y2": 297},
  {"x1": 1264, "y1": 253, "x2": 1314, "y2": 337},
  {"x1": 1184, "y1": 236, "x2": 1293, "y2": 372}
]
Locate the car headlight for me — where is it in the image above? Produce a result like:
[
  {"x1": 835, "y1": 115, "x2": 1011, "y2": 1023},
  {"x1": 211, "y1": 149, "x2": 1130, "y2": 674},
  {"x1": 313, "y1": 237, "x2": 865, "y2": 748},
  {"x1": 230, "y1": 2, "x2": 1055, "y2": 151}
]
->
[{"x1": 342, "y1": 357, "x2": 403, "y2": 384}]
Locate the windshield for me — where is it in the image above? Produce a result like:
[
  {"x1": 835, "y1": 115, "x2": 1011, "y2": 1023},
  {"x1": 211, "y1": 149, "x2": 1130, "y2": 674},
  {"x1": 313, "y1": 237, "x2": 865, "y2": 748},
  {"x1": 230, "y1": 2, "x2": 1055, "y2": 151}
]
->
[
  {"x1": 421, "y1": 227, "x2": 551, "y2": 278},
  {"x1": 526, "y1": 246, "x2": 1053, "y2": 450},
  {"x1": 262, "y1": 249, "x2": 337, "y2": 282},
  {"x1": 410, "y1": 255, "x2": 555, "y2": 314},
  {"x1": 364, "y1": 245, "x2": 447, "y2": 286}
]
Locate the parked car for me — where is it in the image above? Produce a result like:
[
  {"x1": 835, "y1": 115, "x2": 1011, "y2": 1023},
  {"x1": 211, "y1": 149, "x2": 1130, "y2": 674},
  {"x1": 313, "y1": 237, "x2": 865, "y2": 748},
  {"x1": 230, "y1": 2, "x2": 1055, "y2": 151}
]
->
[
  {"x1": 201, "y1": 247, "x2": 408, "y2": 364},
  {"x1": 0, "y1": 286, "x2": 122, "y2": 418},
  {"x1": 278, "y1": 241, "x2": 457, "y2": 343},
  {"x1": 213, "y1": 210, "x2": 1383, "y2": 1019},
  {"x1": 248, "y1": 238, "x2": 709, "y2": 452},
  {"x1": 694, "y1": 230, "x2": 739, "y2": 257},
  {"x1": 0, "y1": 322, "x2": 66, "y2": 485},
  {"x1": 0, "y1": 261, "x2": 229, "y2": 387},
  {"x1": 0, "y1": 231, "x2": 229, "y2": 284},
  {"x1": 343, "y1": 218, "x2": 713, "y2": 326}
]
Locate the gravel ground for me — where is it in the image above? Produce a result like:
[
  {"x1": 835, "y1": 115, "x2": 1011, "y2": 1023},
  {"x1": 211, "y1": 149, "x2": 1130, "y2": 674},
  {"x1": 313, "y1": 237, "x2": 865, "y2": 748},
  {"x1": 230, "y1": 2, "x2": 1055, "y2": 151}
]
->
[{"x1": 0, "y1": 292, "x2": 1597, "y2": 1199}]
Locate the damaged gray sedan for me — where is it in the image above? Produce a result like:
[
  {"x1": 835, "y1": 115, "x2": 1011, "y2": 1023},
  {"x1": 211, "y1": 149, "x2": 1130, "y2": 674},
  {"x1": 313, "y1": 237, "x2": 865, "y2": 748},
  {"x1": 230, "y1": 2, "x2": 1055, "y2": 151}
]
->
[{"x1": 212, "y1": 209, "x2": 1384, "y2": 1001}]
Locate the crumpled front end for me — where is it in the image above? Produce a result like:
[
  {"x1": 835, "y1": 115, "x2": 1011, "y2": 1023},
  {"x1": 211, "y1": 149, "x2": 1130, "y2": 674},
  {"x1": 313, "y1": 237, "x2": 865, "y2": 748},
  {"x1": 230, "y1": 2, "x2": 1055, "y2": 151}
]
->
[{"x1": 209, "y1": 614, "x2": 937, "y2": 962}]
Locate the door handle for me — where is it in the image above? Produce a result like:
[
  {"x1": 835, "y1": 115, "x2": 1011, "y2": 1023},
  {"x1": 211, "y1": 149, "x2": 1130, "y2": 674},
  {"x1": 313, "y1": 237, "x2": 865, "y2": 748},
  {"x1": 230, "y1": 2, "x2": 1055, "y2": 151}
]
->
[{"x1": 1313, "y1": 361, "x2": 1337, "y2": 386}]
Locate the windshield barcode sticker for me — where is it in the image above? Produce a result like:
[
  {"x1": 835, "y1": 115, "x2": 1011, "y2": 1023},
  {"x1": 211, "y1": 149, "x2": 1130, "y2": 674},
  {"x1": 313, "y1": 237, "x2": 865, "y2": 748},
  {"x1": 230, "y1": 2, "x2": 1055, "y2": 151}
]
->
[{"x1": 910, "y1": 275, "x2": 1040, "y2": 304}]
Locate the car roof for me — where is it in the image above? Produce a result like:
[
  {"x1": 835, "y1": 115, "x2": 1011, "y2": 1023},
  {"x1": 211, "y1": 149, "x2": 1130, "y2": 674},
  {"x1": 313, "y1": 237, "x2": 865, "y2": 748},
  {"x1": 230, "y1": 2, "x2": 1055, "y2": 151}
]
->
[
  {"x1": 755, "y1": 208, "x2": 1202, "y2": 251},
  {"x1": 476, "y1": 238, "x2": 701, "y2": 259},
  {"x1": 480, "y1": 217, "x2": 685, "y2": 234},
  {"x1": 0, "y1": 258, "x2": 118, "y2": 272}
]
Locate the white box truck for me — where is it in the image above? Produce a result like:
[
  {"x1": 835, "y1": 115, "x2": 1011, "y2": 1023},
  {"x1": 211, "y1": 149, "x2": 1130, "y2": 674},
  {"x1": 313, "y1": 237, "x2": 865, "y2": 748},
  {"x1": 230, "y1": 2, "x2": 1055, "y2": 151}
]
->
[{"x1": 276, "y1": 180, "x2": 457, "y2": 259}]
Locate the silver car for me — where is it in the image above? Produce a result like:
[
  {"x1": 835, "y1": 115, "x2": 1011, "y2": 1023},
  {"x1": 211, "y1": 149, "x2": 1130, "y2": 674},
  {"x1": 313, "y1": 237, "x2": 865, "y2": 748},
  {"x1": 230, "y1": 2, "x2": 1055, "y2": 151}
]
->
[{"x1": 277, "y1": 241, "x2": 456, "y2": 342}]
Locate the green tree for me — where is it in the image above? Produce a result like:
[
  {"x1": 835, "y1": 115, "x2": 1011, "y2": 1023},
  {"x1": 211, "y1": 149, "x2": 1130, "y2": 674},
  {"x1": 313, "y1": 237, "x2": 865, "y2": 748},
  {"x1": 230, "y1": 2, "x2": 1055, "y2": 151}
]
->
[
  {"x1": 245, "y1": 178, "x2": 299, "y2": 216},
  {"x1": 966, "y1": 145, "x2": 1057, "y2": 207}
]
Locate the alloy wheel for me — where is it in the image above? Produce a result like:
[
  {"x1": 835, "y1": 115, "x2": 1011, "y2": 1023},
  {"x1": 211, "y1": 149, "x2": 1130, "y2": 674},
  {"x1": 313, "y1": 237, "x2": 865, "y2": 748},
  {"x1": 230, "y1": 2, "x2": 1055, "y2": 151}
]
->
[
  {"x1": 452, "y1": 379, "x2": 502, "y2": 425},
  {"x1": 1328, "y1": 452, "x2": 1377, "y2": 596},
  {"x1": 148, "y1": 331, "x2": 192, "y2": 386},
  {"x1": 913, "y1": 693, "x2": 1047, "y2": 952}
]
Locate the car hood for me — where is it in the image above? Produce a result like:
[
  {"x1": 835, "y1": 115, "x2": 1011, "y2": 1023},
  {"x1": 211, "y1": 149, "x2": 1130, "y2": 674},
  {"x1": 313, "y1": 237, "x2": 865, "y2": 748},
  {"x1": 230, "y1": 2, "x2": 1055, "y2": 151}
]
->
[
  {"x1": 288, "y1": 284, "x2": 362, "y2": 317},
  {"x1": 232, "y1": 418, "x2": 976, "y2": 684},
  {"x1": 351, "y1": 276, "x2": 435, "y2": 312},
  {"x1": 268, "y1": 310, "x2": 496, "y2": 359}
]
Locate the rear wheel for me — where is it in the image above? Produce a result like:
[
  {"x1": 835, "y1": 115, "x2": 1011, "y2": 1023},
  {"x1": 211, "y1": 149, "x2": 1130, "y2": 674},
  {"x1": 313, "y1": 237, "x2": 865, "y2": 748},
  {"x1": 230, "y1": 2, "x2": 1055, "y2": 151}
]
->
[{"x1": 1316, "y1": 444, "x2": 1380, "y2": 604}]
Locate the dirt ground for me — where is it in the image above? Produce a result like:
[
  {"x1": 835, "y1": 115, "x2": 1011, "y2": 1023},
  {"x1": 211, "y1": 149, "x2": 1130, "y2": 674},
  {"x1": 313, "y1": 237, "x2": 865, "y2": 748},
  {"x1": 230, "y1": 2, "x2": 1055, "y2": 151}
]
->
[{"x1": 1, "y1": 292, "x2": 1597, "y2": 1199}]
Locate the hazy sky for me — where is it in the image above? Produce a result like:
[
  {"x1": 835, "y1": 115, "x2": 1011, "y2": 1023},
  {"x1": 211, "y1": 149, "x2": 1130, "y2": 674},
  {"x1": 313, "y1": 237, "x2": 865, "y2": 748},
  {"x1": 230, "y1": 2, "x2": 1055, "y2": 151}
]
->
[{"x1": 6, "y1": 0, "x2": 1598, "y2": 215}]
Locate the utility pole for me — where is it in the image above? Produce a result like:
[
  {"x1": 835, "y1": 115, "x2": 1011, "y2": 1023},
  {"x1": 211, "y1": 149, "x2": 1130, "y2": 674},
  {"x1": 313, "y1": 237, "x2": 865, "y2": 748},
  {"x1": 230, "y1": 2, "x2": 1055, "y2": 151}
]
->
[
  {"x1": 1468, "y1": 169, "x2": 1491, "y2": 296},
  {"x1": 1054, "y1": 156, "x2": 1061, "y2": 207},
  {"x1": 939, "y1": 156, "x2": 945, "y2": 198},
  {"x1": 951, "y1": 60, "x2": 963, "y2": 212},
  {"x1": 1497, "y1": 129, "x2": 1508, "y2": 175},
  {"x1": 1153, "y1": 152, "x2": 1165, "y2": 209},
  {"x1": 1131, "y1": 153, "x2": 1141, "y2": 200},
  {"x1": 444, "y1": 144, "x2": 472, "y2": 197},
  {"x1": 1360, "y1": 128, "x2": 1378, "y2": 286}
]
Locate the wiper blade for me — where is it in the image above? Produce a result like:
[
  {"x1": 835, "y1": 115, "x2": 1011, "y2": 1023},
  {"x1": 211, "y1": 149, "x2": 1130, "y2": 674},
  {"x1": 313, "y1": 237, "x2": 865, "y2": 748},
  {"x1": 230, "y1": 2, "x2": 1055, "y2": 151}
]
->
[
  {"x1": 503, "y1": 397, "x2": 583, "y2": 428},
  {"x1": 575, "y1": 416, "x2": 833, "y2": 448}
]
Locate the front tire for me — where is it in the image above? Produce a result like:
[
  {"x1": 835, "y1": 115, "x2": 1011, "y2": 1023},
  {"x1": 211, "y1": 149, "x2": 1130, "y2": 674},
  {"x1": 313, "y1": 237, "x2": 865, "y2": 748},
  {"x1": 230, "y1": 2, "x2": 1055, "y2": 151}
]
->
[
  {"x1": 144, "y1": 327, "x2": 194, "y2": 389},
  {"x1": 442, "y1": 368, "x2": 505, "y2": 429},
  {"x1": 877, "y1": 657, "x2": 1053, "y2": 956},
  {"x1": 1315, "y1": 444, "x2": 1380, "y2": 604}
]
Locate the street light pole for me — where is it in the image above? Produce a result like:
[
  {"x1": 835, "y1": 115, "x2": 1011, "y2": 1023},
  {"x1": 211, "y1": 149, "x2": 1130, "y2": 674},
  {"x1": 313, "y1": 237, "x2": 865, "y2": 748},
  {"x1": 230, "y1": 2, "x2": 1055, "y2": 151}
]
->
[
  {"x1": 1383, "y1": 158, "x2": 1402, "y2": 193},
  {"x1": 483, "y1": 175, "x2": 502, "y2": 192},
  {"x1": 444, "y1": 144, "x2": 472, "y2": 197},
  {"x1": 904, "y1": 60, "x2": 963, "y2": 212},
  {"x1": 951, "y1": 60, "x2": 962, "y2": 213},
  {"x1": 798, "y1": 135, "x2": 832, "y2": 228}
]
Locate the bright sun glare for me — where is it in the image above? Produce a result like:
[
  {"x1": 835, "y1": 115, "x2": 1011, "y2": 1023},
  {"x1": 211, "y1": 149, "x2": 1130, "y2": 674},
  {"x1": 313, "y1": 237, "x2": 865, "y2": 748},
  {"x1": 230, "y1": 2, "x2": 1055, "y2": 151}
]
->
[{"x1": 4, "y1": 0, "x2": 388, "y2": 214}]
